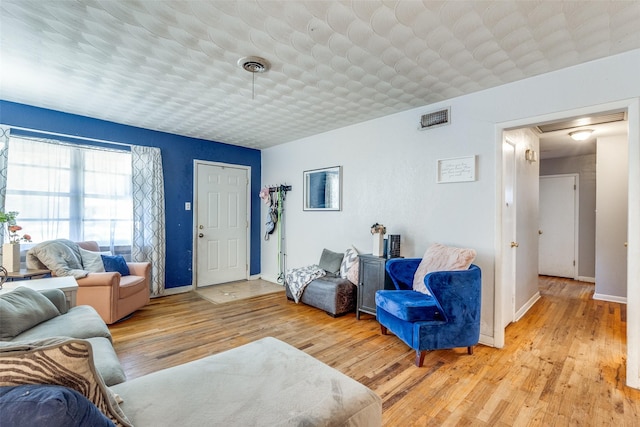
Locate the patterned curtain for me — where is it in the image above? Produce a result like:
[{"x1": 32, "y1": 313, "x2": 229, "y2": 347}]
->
[
  {"x1": 0, "y1": 126, "x2": 9, "y2": 243},
  {"x1": 131, "y1": 145, "x2": 166, "y2": 296}
]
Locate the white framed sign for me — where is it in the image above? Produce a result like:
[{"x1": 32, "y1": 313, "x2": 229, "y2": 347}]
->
[{"x1": 437, "y1": 155, "x2": 476, "y2": 183}]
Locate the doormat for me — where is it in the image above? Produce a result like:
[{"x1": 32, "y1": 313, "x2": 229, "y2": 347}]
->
[{"x1": 195, "y1": 280, "x2": 285, "y2": 305}]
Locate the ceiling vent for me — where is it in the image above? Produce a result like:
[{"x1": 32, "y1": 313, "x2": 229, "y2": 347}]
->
[{"x1": 419, "y1": 107, "x2": 450, "y2": 130}]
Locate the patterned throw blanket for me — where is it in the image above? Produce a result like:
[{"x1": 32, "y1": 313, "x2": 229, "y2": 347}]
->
[{"x1": 285, "y1": 264, "x2": 326, "y2": 303}]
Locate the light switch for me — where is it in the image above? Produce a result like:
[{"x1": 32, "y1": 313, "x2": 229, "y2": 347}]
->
[{"x1": 185, "y1": 202, "x2": 191, "y2": 211}]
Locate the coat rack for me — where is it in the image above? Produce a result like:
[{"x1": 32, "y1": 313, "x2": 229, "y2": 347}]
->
[
  {"x1": 261, "y1": 184, "x2": 292, "y2": 283},
  {"x1": 268, "y1": 184, "x2": 292, "y2": 195}
]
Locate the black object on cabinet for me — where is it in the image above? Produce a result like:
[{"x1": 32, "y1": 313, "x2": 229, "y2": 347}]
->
[{"x1": 357, "y1": 254, "x2": 394, "y2": 320}]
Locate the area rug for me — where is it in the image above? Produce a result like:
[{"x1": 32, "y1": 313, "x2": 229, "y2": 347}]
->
[{"x1": 195, "y1": 279, "x2": 285, "y2": 305}]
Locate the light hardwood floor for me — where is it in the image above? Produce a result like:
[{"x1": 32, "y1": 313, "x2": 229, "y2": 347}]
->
[{"x1": 109, "y1": 277, "x2": 640, "y2": 425}]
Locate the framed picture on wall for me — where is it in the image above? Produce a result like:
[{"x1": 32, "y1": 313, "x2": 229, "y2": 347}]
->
[
  {"x1": 436, "y1": 155, "x2": 476, "y2": 183},
  {"x1": 303, "y1": 166, "x2": 342, "y2": 211}
]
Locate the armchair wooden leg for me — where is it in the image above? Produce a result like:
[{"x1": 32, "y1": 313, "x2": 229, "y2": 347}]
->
[
  {"x1": 415, "y1": 350, "x2": 426, "y2": 367},
  {"x1": 380, "y1": 325, "x2": 388, "y2": 335},
  {"x1": 467, "y1": 346, "x2": 474, "y2": 355}
]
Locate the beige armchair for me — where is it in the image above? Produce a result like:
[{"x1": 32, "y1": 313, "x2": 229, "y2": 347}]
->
[
  {"x1": 27, "y1": 239, "x2": 150, "y2": 324},
  {"x1": 75, "y1": 241, "x2": 150, "y2": 324}
]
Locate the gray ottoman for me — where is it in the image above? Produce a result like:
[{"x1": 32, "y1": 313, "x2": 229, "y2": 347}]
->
[
  {"x1": 112, "y1": 337, "x2": 382, "y2": 426},
  {"x1": 285, "y1": 274, "x2": 356, "y2": 317}
]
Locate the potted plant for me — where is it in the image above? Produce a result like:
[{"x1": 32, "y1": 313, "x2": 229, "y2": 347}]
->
[{"x1": 0, "y1": 210, "x2": 31, "y2": 272}]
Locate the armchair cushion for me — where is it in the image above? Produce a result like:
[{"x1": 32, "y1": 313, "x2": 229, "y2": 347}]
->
[
  {"x1": 79, "y1": 248, "x2": 107, "y2": 273},
  {"x1": 118, "y1": 275, "x2": 146, "y2": 299},
  {"x1": 375, "y1": 290, "x2": 443, "y2": 322},
  {"x1": 101, "y1": 255, "x2": 130, "y2": 276},
  {"x1": 412, "y1": 243, "x2": 476, "y2": 295}
]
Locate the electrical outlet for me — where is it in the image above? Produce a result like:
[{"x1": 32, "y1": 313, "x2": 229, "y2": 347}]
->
[{"x1": 185, "y1": 202, "x2": 191, "y2": 211}]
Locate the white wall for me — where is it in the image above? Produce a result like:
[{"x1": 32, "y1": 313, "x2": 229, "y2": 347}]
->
[{"x1": 261, "y1": 50, "x2": 640, "y2": 354}]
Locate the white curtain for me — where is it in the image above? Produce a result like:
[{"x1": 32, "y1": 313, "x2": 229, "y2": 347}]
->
[
  {"x1": 4, "y1": 135, "x2": 129, "y2": 248},
  {"x1": 131, "y1": 145, "x2": 166, "y2": 296},
  {"x1": 0, "y1": 126, "x2": 9, "y2": 243}
]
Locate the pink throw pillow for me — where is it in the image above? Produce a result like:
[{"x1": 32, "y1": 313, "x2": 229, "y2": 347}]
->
[{"x1": 412, "y1": 243, "x2": 477, "y2": 295}]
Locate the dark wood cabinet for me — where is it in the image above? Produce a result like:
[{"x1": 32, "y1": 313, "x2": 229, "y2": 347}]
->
[{"x1": 357, "y1": 254, "x2": 394, "y2": 319}]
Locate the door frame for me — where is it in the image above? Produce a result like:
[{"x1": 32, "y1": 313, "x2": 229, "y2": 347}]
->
[
  {"x1": 538, "y1": 173, "x2": 580, "y2": 280},
  {"x1": 192, "y1": 160, "x2": 251, "y2": 290},
  {"x1": 500, "y1": 137, "x2": 517, "y2": 335},
  {"x1": 495, "y1": 98, "x2": 639, "y2": 388}
]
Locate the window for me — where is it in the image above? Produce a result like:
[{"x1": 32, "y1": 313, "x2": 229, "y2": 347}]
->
[{"x1": 5, "y1": 135, "x2": 133, "y2": 248}]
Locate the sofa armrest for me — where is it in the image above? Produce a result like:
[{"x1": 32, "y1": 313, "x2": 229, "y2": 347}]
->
[
  {"x1": 127, "y1": 262, "x2": 151, "y2": 278},
  {"x1": 39, "y1": 288, "x2": 69, "y2": 314},
  {"x1": 76, "y1": 272, "x2": 120, "y2": 288}
]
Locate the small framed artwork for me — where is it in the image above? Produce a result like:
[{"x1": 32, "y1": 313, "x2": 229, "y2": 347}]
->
[
  {"x1": 437, "y1": 156, "x2": 476, "y2": 183},
  {"x1": 303, "y1": 166, "x2": 342, "y2": 211}
]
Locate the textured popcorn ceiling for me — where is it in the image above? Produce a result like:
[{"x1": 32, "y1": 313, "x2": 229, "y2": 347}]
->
[{"x1": 1, "y1": 0, "x2": 639, "y2": 149}]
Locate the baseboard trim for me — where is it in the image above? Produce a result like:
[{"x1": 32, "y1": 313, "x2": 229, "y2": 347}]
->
[
  {"x1": 514, "y1": 291, "x2": 541, "y2": 322},
  {"x1": 160, "y1": 285, "x2": 193, "y2": 296},
  {"x1": 577, "y1": 276, "x2": 596, "y2": 283},
  {"x1": 593, "y1": 293, "x2": 627, "y2": 304},
  {"x1": 479, "y1": 334, "x2": 494, "y2": 348},
  {"x1": 260, "y1": 275, "x2": 281, "y2": 284}
]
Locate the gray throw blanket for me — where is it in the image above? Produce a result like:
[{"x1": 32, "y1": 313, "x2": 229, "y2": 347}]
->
[
  {"x1": 26, "y1": 239, "x2": 89, "y2": 280},
  {"x1": 285, "y1": 264, "x2": 326, "y2": 303}
]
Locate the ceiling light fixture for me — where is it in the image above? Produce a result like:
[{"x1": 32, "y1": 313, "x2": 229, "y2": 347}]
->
[
  {"x1": 569, "y1": 129, "x2": 594, "y2": 141},
  {"x1": 237, "y1": 56, "x2": 270, "y2": 100}
]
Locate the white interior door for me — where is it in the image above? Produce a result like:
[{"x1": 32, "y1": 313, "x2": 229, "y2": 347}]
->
[
  {"x1": 539, "y1": 175, "x2": 577, "y2": 278},
  {"x1": 501, "y1": 139, "x2": 517, "y2": 329},
  {"x1": 595, "y1": 135, "x2": 628, "y2": 297},
  {"x1": 196, "y1": 163, "x2": 248, "y2": 287}
]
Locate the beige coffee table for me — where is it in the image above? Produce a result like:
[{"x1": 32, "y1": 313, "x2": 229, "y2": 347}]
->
[{"x1": 0, "y1": 276, "x2": 79, "y2": 308}]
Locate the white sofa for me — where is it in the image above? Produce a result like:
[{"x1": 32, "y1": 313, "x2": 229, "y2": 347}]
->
[
  {"x1": 0, "y1": 286, "x2": 126, "y2": 386},
  {"x1": 1, "y1": 288, "x2": 382, "y2": 426}
]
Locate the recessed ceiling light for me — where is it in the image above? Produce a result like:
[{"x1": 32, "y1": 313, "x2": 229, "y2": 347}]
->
[{"x1": 569, "y1": 129, "x2": 594, "y2": 141}]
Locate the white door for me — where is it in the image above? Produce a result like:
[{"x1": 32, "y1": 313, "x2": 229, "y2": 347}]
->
[
  {"x1": 500, "y1": 139, "x2": 516, "y2": 329},
  {"x1": 595, "y1": 135, "x2": 628, "y2": 297},
  {"x1": 196, "y1": 163, "x2": 248, "y2": 287},
  {"x1": 539, "y1": 175, "x2": 577, "y2": 278}
]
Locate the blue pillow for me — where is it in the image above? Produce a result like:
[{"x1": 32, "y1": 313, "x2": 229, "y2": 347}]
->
[
  {"x1": 100, "y1": 254, "x2": 130, "y2": 276},
  {"x1": 0, "y1": 385, "x2": 114, "y2": 427}
]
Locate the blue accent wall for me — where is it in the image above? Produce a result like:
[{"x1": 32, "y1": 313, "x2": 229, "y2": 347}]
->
[{"x1": 0, "y1": 100, "x2": 262, "y2": 289}]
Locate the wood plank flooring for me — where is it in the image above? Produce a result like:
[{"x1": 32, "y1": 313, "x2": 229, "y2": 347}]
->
[{"x1": 109, "y1": 276, "x2": 640, "y2": 425}]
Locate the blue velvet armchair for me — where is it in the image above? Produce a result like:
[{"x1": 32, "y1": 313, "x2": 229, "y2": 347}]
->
[{"x1": 375, "y1": 258, "x2": 481, "y2": 367}]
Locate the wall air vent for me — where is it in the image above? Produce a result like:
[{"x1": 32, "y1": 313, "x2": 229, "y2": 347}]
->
[{"x1": 419, "y1": 107, "x2": 450, "y2": 130}]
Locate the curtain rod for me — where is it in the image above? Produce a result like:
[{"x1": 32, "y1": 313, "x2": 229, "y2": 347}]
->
[{"x1": 7, "y1": 125, "x2": 133, "y2": 148}]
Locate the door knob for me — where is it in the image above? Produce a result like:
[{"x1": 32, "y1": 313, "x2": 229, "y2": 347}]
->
[
  {"x1": 624, "y1": 242, "x2": 628, "y2": 247},
  {"x1": 538, "y1": 230, "x2": 543, "y2": 235},
  {"x1": 199, "y1": 225, "x2": 204, "y2": 229},
  {"x1": 510, "y1": 242, "x2": 519, "y2": 248},
  {"x1": 199, "y1": 233, "x2": 204, "y2": 238}
]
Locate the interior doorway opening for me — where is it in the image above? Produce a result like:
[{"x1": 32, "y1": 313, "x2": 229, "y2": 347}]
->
[{"x1": 496, "y1": 100, "x2": 638, "y2": 388}]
